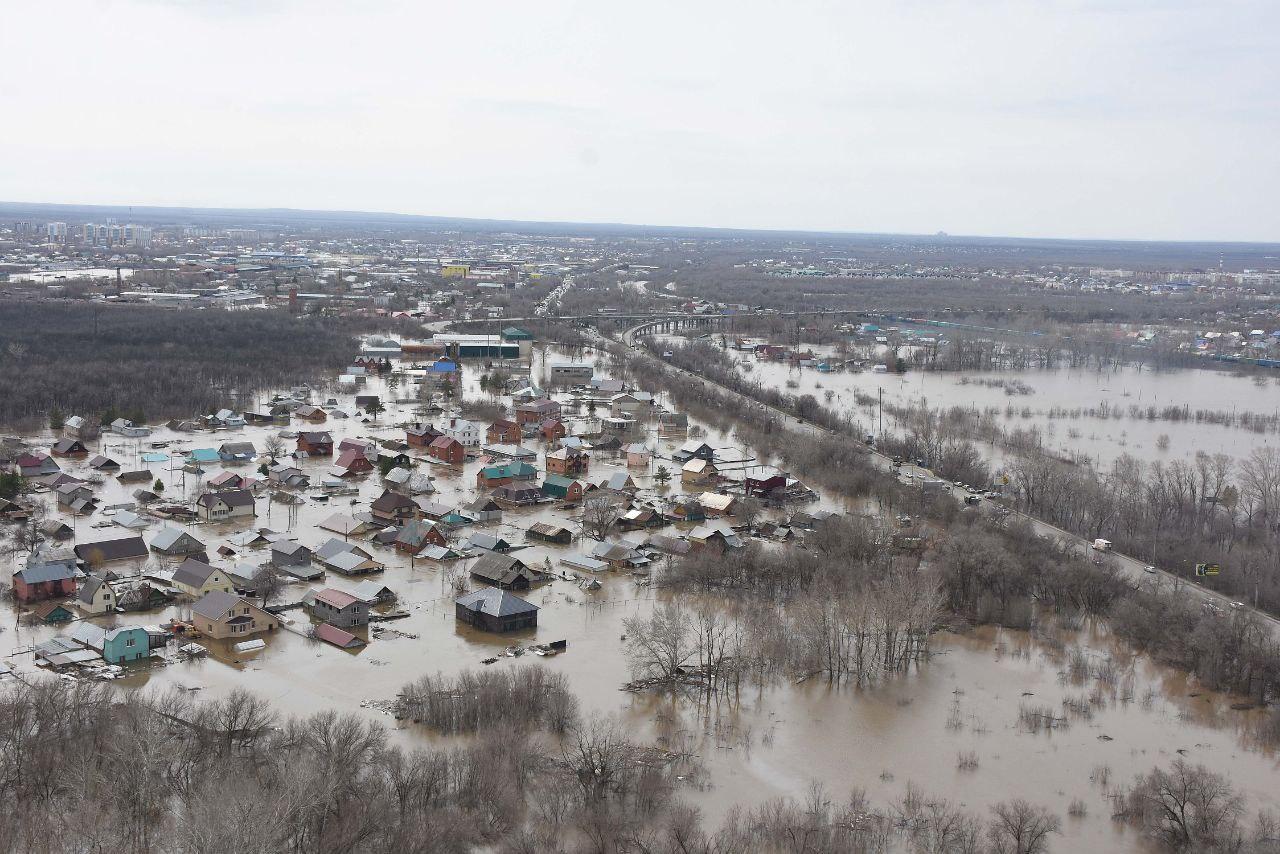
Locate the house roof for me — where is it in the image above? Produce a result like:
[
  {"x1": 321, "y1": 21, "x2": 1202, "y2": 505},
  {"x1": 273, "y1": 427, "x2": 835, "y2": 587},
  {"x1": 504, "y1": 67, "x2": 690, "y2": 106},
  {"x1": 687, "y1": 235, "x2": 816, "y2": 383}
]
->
[
  {"x1": 352, "y1": 580, "x2": 393, "y2": 602},
  {"x1": 191, "y1": 590, "x2": 245, "y2": 621},
  {"x1": 543, "y1": 474, "x2": 579, "y2": 489},
  {"x1": 78, "y1": 574, "x2": 109, "y2": 604},
  {"x1": 151, "y1": 527, "x2": 204, "y2": 551},
  {"x1": 314, "y1": 622, "x2": 365, "y2": 649},
  {"x1": 15, "y1": 556, "x2": 78, "y2": 584},
  {"x1": 219, "y1": 442, "x2": 257, "y2": 456},
  {"x1": 315, "y1": 588, "x2": 361, "y2": 610},
  {"x1": 469, "y1": 551, "x2": 535, "y2": 586},
  {"x1": 75, "y1": 536, "x2": 148, "y2": 563},
  {"x1": 173, "y1": 558, "x2": 221, "y2": 589},
  {"x1": 299, "y1": 431, "x2": 333, "y2": 443},
  {"x1": 455, "y1": 587, "x2": 538, "y2": 617},
  {"x1": 198, "y1": 488, "x2": 255, "y2": 509},
  {"x1": 335, "y1": 449, "x2": 369, "y2": 469}
]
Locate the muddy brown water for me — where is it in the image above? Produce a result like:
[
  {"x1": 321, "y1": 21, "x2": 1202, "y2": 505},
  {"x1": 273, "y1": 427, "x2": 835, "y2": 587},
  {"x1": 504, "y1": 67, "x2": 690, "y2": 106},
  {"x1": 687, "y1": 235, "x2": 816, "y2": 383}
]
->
[
  {"x1": 720, "y1": 344, "x2": 1280, "y2": 470},
  {"x1": 3, "y1": 343, "x2": 1277, "y2": 851}
]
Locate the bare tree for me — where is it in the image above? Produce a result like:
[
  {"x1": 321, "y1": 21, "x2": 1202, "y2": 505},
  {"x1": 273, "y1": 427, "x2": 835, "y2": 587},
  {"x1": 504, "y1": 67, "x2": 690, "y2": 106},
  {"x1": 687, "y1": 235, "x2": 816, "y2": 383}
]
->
[
  {"x1": 623, "y1": 604, "x2": 694, "y2": 684},
  {"x1": 580, "y1": 494, "x2": 620, "y2": 540},
  {"x1": 987, "y1": 799, "x2": 1061, "y2": 854},
  {"x1": 251, "y1": 564, "x2": 286, "y2": 607}
]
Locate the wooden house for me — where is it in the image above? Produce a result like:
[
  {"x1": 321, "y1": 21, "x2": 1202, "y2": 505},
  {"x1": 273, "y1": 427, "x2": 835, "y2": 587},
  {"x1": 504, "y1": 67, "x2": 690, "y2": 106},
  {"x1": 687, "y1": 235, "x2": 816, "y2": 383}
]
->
[
  {"x1": 406, "y1": 422, "x2": 442, "y2": 449},
  {"x1": 51, "y1": 438, "x2": 89, "y2": 458},
  {"x1": 297, "y1": 431, "x2": 334, "y2": 456},
  {"x1": 455, "y1": 588, "x2": 538, "y2": 633},
  {"x1": 469, "y1": 552, "x2": 539, "y2": 590},
  {"x1": 150, "y1": 527, "x2": 206, "y2": 557},
  {"x1": 371, "y1": 489, "x2": 418, "y2": 525},
  {"x1": 527, "y1": 522, "x2": 573, "y2": 545}
]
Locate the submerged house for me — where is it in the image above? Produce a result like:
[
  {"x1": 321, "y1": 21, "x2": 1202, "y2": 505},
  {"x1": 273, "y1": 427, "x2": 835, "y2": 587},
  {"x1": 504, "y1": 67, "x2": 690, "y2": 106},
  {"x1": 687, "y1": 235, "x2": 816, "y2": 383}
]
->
[
  {"x1": 191, "y1": 591, "x2": 279, "y2": 640},
  {"x1": 196, "y1": 488, "x2": 257, "y2": 522},
  {"x1": 12, "y1": 551, "x2": 79, "y2": 603},
  {"x1": 455, "y1": 588, "x2": 538, "y2": 633},
  {"x1": 172, "y1": 558, "x2": 235, "y2": 598},
  {"x1": 311, "y1": 588, "x2": 370, "y2": 628},
  {"x1": 469, "y1": 552, "x2": 539, "y2": 590}
]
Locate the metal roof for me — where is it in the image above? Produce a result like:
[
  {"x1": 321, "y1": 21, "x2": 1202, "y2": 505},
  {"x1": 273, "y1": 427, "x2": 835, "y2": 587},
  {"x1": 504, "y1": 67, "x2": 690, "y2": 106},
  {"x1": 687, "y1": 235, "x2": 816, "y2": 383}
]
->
[{"x1": 455, "y1": 587, "x2": 538, "y2": 617}]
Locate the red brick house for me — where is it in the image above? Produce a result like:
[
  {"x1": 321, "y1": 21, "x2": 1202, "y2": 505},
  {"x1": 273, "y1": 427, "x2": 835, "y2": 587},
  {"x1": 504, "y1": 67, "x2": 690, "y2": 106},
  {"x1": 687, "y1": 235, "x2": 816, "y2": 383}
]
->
[
  {"x1": 540, "y1": 419, "x2": 566, "y2": 442},
  {"x1": 297, "y1": 431, "x2": 334, "y2": 456},
  {"x1": 406, "y1": 422, "x2": 442, "y2": 449},
  {"x1": 428, "y1": 435, "x2": 465, "y2": 465},
  {"x1": 546, "y1": 446, "x2": 589, "y2": 476},
  {"x1": 515, "y1": 399, "x2": 561, "y2": 425},
  {"x1": 486, "y1": 420, "x2": 521, "y2": 445},
  {"x1": 12, "y1": 556, "x2": 78, "y2": 603}
]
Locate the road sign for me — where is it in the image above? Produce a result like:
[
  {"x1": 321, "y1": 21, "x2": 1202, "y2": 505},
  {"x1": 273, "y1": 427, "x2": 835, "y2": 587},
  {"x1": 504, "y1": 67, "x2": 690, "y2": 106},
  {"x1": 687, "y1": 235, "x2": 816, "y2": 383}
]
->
[{"x1": 1195, "y1": 563, "x2": 1220, "y2": 577}]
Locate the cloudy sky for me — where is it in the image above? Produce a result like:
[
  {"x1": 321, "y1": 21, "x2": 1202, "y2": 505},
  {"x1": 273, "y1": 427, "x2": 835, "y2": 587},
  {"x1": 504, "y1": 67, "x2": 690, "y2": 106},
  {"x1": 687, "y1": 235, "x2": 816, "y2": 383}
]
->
[{"x1": 2, "y1": 0, "x2": 1277, "y2": 241}]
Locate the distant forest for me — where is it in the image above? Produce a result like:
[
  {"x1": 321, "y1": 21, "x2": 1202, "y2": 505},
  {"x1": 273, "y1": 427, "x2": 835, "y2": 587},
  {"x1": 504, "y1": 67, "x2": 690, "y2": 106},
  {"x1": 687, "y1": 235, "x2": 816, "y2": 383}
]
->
[{"x1": 0, "y1": 301, "x2": 362, "y2": 430}]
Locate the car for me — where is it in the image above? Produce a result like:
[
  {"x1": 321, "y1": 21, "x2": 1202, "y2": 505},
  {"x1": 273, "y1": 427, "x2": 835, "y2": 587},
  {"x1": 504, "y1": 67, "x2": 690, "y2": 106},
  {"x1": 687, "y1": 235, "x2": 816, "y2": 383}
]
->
[
  {"x1": 1231, "y1": 602, "x2": 1244, "y2": 610},
  {"x1": 1144, "y1": 566, "x2": 1156, "y2": 574}
]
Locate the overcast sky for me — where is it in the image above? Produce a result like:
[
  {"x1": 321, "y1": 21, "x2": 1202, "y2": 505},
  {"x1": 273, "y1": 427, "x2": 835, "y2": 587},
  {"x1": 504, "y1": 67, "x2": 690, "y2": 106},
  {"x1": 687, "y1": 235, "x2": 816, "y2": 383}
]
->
[{"x1": 2, "y1": 0, "x2": 1277, "y2": 241}]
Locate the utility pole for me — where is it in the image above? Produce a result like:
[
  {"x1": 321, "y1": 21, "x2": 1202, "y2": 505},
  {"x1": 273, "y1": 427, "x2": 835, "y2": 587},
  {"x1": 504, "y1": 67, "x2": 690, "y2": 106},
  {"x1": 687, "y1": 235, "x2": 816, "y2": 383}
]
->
[{"x1": 878, "y1": 387, "x2": 884, "y2": 436}]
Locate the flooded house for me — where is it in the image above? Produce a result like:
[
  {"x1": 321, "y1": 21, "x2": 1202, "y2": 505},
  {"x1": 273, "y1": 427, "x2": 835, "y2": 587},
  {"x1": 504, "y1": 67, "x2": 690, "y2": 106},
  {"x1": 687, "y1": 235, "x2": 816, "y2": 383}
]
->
[
  {"x1": 12, "y1": 551, "x2": 79, "y2": 603},
  {"x1": 469, "y1": 552, "x2": 538, "y2": 590},
  {"x1": 77, "y1": 574, "x2": 117, "y2": 615},
  {"x1": 428, "y1": 435, "x2": 466, "y2": 465},
  {"x1": 311, "y1": 588, "x2": 370, "y2": 627},
  {"x1": 196, "y1": 488, "x2": 257, "y2": 522},
  {"x1": 190, "y1": 591, "x2": 279, "y2": 640},
  {"x1": 455, "y1": 587, "x2": 538, "y2": 633},
  {"x1": 150, "y1": 527, "x2": 206, "y2": 557},
  {"x1": 172, "y1": 558, "x2": 235, "y2": 598},
  {"x1": 296, "y1": 431, "x2": 334, "y2": 456},
  {"x1": 74, "y1": 535, "x2": 149, "y2": 567}
]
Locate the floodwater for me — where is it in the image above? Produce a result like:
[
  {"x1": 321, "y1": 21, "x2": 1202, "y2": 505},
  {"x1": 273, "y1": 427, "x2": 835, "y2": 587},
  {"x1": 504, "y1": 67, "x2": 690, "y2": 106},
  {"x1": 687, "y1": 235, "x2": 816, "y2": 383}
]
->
[
  {"x1": 3, "y1": 342, "x2": 1278, "y2": 850},
  {"x1": 726, "y1": 346, "x2": 1280, "y2": 470}
]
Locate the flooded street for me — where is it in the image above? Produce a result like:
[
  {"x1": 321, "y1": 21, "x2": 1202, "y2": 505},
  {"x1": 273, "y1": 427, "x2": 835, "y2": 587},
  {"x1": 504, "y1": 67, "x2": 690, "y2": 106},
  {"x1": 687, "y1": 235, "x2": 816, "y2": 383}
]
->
[{"x1": 3, "y1": 341, "x2": 1278, "y2": 851}]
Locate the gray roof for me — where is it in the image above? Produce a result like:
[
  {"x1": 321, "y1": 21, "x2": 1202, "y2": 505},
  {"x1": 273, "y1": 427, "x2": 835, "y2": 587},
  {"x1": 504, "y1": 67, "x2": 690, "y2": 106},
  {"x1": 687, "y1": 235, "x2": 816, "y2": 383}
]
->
[
  {"x1": 173, "y1": 559, "x2": 220, "y2": 589},
  {"x1": 191, "y1": 590, "x2": 243, "y2": 621},
  {"x1": 151, "y1": 527, "x2": 204, "y2": 552},
  {"x1": 75, "y1": 536, "x2": 148, "y2": 563},
  {"x1": 78, "y1": 574, "x2": 109, "y2": 604},
  {"x1": 465, "y1": 532, "x2": 508, "y2": 552},
  {"x1": 198, "y1": 488, "x2": 255, "y2": 508},
  {"x1": 15, "y1": 556, "x2": 78, "y2": 584},
  {"x1": 315, "y1": 537, "x2": 364, "y2": 563},
  {"x1": 455, "y1": 587, "x2": 538, "y2": 617}
]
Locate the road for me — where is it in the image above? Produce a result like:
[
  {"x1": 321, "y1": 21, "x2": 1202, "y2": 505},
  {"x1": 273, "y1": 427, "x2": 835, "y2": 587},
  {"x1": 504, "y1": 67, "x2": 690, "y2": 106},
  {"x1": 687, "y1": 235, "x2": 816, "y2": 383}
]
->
[{"x1": 616, "y1": 321, "x2": 1280, "y2": 634}]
